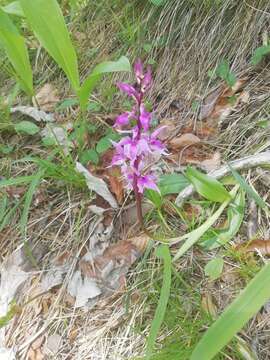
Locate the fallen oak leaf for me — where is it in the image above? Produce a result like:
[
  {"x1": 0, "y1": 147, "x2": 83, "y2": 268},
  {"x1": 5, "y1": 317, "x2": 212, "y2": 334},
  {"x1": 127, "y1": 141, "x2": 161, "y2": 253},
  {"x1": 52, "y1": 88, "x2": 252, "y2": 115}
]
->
[
  {"x1": 199, "y1": 152, "x2": 221, "y2": 172},
  {"x1": 34, "y1": 83, "x2": 59, "y2": 112},
  {"x1": 107, "y1": 167, "x2": 124, "y2": 204},
  {"x1": 236, "y1": 240, "x2": 270, "y2": 256},
  {"x1": 169, "y1": 133, "x2": 201, "y2": 149},
  {"x1": 199, "y1": 87, "x2": 222, "y2": 121}
]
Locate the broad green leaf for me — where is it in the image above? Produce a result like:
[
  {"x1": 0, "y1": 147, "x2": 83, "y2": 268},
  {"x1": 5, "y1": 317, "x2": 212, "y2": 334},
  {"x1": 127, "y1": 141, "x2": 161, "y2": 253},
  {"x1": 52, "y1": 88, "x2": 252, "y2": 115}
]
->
[
  {"x1": 0, "y1": 8, "x2": 33, "y2": 94},
  {"x1": 185, "y1": 167, "x2": 231, "y2": 203},
  {"x1": 158, "y1": 173, "x2": 190, "y2": 196},
  {"x1": 191, "y1": 262, "x2": 270, "y2": 360},
  {"x1": 0, "y1": 144, "x2": 14, "y2": 154},
  {"x1": 78, "y1": 56, "x2": 131, "y2": 111},
  {"x1": 20, "y1": 0, "x2": 80, "y2": 91},
  {"x1": 14, "y1": 120, "x2": 39, "y2": 135},
  {"x1": 79, "y1": 149, "x2": 99, "y2": 165},
  {"x1": 216, "y1": 60, "x2": 236, "y2": 88},
  {"x1": 146, "y1": 245, "x2": 171, "y2": 359},
  {"x1": 145, "y1": 189, "x2": 163, "y2": 208},
  {"x1": 204, "y1": 258, "x2": 224, "y2": 280},
  {"x1": 229, "y1": 164, "x2": 266, "y2": 209},
  {"x1": 251, "y1": 45, "x2": 270, "y2": 65},
  {"x1": 201, "y1": 190, "x2": 245, "y2": 249},
  {"x1": 56, "y1": 98, "x2": 78, "y2": 111},
  {"x1": 173, "y1": 185, "x2": 238, "y2": 261},
  {"x1": 87, "y1": 101, "x2": 102, "y2": 112},
  {"x1": 2, "y1": 1, "x2": 24, "y2": 17},
  {"x1": 96, "y1": 132, "x2": 120, "y2": 154}
]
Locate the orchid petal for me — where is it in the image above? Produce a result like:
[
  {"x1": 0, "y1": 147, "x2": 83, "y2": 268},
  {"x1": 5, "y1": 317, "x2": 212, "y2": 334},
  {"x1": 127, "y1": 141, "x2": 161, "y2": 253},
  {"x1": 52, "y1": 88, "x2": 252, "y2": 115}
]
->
[{"x1": 114, "y1": 112, "x2": 130, "y2": 127}]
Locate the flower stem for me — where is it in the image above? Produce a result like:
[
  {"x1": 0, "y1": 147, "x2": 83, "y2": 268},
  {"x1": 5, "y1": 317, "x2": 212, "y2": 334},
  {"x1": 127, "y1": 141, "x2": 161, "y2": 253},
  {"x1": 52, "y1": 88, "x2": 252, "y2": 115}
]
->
[{"x1": 134, "y1": 175, "x2": 143, "y2": 228}]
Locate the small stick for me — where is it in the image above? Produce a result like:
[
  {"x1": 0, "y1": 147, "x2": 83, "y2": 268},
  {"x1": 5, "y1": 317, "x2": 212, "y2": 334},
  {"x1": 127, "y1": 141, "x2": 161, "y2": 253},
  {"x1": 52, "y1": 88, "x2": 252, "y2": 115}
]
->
[{"x1": 175, "y1": 151, "x2": 270, "y2": 205}]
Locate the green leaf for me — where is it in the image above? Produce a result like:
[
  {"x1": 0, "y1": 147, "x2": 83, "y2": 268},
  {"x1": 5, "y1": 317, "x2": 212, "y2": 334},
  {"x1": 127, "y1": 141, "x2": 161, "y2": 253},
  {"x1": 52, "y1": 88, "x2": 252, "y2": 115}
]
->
[
  {"x1": 79, "y1": 149, "x2": 99, "y2": 165},
  {"x1": 204, "y1": 258, "x2": 224, "y2": 280},
  {"x1": 228, "y1": 164, "x2": 266, "y2": 209},
  {"x1": 201, "y1": 190, "x2": 245, "y2": 249},
  {"x1": 173, "y1": 185, "x2": 239, "y2": 261},
  {"x1": 158, "y1": 173, "x2": 190, "y2": 196},
  {"x1": 0, "y1": 144, "x2": 14, "y2": 154},
  {"x1": 87, "y1": 101, "x2": 102, "y2": 112},
  {"x1": 0, "y1": 301, "x2": 21, "y2": 329},
  {"x1": 20, "y1": 0, "x2": 80, "y2": 92},
  {"x1": 185, "y1": 167, "x2": 231, "y2": 203},
  {"x1": 0, "y1": 8, "x2": 33, "y2": 94},
  {"x1": 251, "y1": 45, "x2": 270, "y2": 65},
  {"x1": 216, "y1": 60, "x2": 236, "y2": 88},
  {"x1": 42, "y1": 136, "x2": 57, "y2": 147},
  {"x1": 2, "y1": 1, "x2": 24, "y2": 17},
  {"x1": 191, "y1": 262, "x2": 270, "y2": 360},
  {"x1": 14, "y1": 120, "x2": 39, "y2": 135},
  {"x1": 146, "y1": 245, "x2": 171, "y2": 359},
  {"x1": 78, "y1": 56, "x2": 131, "y2": 111},
  {"x1": 96, "y1": 132, "x2": 120, "y2": 154},
  {"x1": 56, "y1": 98, "x2": 78, "y2": 111},
  {"x1": 145, "y1": 189, "x2": 163, "y2": 208}
]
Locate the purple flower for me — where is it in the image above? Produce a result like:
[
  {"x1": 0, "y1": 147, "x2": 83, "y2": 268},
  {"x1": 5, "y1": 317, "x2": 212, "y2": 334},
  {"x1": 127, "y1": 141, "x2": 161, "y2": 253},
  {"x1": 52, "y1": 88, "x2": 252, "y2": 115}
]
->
[
  {"x1": 139, "y1": 104, "x2": 151, "y2": 131},
  {"x1": 134, "y1": 59, "x2": 144, "y2": 84},
  {"x1": 141, "y1": 66, "x2": 152, "y2": 92},
  {"x1": 137, "y1": 173, "x2": 160, "y2": 194},
  {"x1": 117, "y1": 82, "x2": 139, "y2": 101},
  {"x1": 112, "y1": 60, "x2": 166, "y2": 203},
  {"x1": 114, "y1": 112, "x2": 130, "y2": 127}
]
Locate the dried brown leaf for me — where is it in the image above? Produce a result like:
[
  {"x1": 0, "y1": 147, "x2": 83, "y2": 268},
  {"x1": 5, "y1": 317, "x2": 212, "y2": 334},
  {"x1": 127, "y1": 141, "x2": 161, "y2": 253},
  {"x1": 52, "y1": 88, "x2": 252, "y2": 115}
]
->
[
  {"x1": 128, "y1": 234, "x2": 151, "y2": 253},
  {"x1": 35, "y1": 83, "x2": 60, "y2": 112},
  {"x1": 199, "y1": 87, "x2": 222, "y2": 120},
  {"x1": 200, "y1": 152, "x2": 221, "y2": 172},
  {"x1": 107, "y1": 167, "x2": 124, "y2": 204},
  {"x1": 169, "y1": 133, "x2": 201, "y2": 149},
  {"x1": 236, "y1": 240, "x2": 270, "y2": 255}
]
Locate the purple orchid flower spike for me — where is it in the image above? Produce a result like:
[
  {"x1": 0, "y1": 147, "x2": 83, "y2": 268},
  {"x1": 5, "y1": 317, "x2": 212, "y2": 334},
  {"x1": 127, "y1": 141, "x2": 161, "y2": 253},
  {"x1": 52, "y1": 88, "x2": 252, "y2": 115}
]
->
[
  {"x1": 117, "y1": 82, "x2": 139, "y2": 101},
  {"x1": 139, "y1": 104, "x2": 151, "y2": 131},
  {"x1": 112, "y1": 59, "x2": 166, "y2": 227},
  {"x1": 134, "y1": 59, "x2": 144, "y2": 84}
]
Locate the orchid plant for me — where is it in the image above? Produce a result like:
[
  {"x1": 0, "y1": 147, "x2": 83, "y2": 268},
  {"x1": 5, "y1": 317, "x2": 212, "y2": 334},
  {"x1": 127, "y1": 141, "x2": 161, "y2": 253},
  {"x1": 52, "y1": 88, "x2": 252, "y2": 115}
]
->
[{"x1": 112, "y1": 60, "x2": 167, "y2": 226}]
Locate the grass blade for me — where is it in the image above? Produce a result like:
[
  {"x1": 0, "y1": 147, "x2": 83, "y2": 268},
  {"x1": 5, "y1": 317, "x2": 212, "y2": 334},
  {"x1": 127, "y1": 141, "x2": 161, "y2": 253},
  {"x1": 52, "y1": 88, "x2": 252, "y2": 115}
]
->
[
  {"x1": 20, "y1": 0, "x2": 80, "y2": 91},
  {"x1": 146, "y1": 245, "x2": 172, "y2": 359},
  {"x1": 228, "y1": 163, "x2": 266, "y2": 209},
  {"x1": 20, "y1": 169, "x2": 44, "y2": 237},
  {"x1": 0, "y1": 8, "x2": 33, "y2": 94},
  {"x1": 0, "y1": 175, "x2": 35, "y2": 188},
  {"x1": 191, "y1": 262, "x2": 270, "y2": 360},
  {"x1": 78, "y1": 56, "x2": 130, "y2": 110}
]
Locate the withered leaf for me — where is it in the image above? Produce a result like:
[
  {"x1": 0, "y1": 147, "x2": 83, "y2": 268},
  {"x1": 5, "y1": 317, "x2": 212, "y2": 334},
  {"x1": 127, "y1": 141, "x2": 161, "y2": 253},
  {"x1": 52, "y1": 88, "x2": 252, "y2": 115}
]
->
[
  {"x1": 169, "y1": 133, "x2": 200, "y2": 149},
  {"x1": 200, "y1": 152, "x2": 221, "y2": 172},
  {"x1": 107, "y1": 167, "x2": 124, "y2": 204},
  {"x1": 236, "y1": 240, "x2": 270, "y2": 256},
  {"x1": 35, "y1": 83, "x2": 60, "y2": 112}
]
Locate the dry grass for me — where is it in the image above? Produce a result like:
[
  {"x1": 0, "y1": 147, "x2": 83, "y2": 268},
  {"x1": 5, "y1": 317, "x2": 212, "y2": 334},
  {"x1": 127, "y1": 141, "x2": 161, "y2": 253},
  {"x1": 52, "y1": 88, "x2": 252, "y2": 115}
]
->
[{"x1": 2, "y1": 0, "x2": 270, "y2": 359}]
